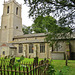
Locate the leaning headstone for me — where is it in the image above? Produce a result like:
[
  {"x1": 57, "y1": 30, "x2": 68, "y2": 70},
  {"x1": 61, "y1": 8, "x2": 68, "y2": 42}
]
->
[
  {"x1": 9, "y1": 57, "x2": 15, "y2": 66},
  {"x1": 33, "y1": 57, "x2": 38, "y2": 66}
]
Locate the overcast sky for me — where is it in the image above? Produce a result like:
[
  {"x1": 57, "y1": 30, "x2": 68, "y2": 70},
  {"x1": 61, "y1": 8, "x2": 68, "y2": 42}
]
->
[{"x1": 0, "y1": 0, "x2": 33, "y2": 26}]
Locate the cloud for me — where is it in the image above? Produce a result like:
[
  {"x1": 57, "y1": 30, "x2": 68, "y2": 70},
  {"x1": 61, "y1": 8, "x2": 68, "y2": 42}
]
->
[{"x1": 0, "y1": 0, "x2": 33, "y2": 26}]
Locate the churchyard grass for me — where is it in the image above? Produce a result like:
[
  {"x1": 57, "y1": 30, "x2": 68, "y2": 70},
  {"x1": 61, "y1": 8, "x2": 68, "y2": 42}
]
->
[
  {"x1": 15, "y1": 57, "x2": 43, "y2": 63},
  {"x1": 0, "y1": 57, "x2": 75, "y2": 75},
  {"x1": 16, "y1": 58, "x2": 75, "y2": 75},
  {"x1": 52, "y1": 60, "x2": 75, "y2": 75},
  {"x1": 0, "y1": 57, "x2": 48, "y2": 75}
]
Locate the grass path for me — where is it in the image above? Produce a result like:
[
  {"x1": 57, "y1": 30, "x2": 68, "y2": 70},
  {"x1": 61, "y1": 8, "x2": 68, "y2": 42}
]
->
[{"x1": 52, "y1": 60, "x2": 75, "y2": 75}]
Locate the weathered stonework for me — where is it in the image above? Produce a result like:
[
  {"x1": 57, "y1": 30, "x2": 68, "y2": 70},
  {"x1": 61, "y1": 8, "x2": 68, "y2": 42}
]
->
[
  {"x1": 0, "y1": 0, "x2": 75, "y2": 59},
  {"x1": 1, "y1": 0, "x2": 23, "y2": 43}
]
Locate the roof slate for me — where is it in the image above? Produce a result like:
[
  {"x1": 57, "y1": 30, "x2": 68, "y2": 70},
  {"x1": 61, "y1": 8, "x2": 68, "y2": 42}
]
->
[
  {"x1": 0, "y1": 43, "x2": 16, "y2": 48},
  {"x1": 14, "y1": 33, "x2": 46, "y2": 39},
  {"x1": 12, "y1": 39, "x2": 45, "y2": 44}
]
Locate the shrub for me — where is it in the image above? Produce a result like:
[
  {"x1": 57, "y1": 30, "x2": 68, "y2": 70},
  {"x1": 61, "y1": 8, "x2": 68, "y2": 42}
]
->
[
  {"x1": 46, "y1": 64, "x2": 55, "y2": 75},
  {"x1": 20, "y1": 55, "x2": 24, "y2": 61}
]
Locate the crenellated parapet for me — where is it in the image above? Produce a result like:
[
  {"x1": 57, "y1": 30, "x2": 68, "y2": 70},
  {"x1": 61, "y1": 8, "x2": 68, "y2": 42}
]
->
[{"x1": 4, "y1": 0, "x2": 21, "y2": 7}]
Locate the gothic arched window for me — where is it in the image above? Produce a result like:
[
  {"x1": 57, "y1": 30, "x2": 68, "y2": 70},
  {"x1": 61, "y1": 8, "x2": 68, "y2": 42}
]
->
[
  {"x1": 40, "y1": 43, "x2": 45, "y2": 53},
  {"x1": 19, "y1": 44, "x2": 23, "y2": 53},
  {"x1": 29, "y1": 44, "x2": 33, "y2": 53},
  {"x1": 7, "y1": 6, "x2": 9, "y2": 14},
  {"x1": 16, "y1": 7, "x2": 18, "y2": 15}
]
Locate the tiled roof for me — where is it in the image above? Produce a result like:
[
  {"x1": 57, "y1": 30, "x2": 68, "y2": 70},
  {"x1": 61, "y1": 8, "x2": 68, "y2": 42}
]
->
[
  {"x1": 14, "y1": 32, "x2": 75, "y2": 39},
  {"x1": 1, "y1": 44, "x2": 7, "y2": 46},
  {"x1": 12, "y1": 39, "x2": 46, "y2": 44},
  {"x1": 14, "y1": 33, "x2": 46, "y2": 39},
  {"x1": 0, "y1": 43, "x2": 16, "y2": 48}
]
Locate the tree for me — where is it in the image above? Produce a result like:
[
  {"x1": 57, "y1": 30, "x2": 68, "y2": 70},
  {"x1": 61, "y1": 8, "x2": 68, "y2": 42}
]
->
[
  {"x1": 22, "y1": 25, "x2": 32, "y2": 34},
  {"x1": 32, "y1": 16, "x2": 46, "y2": 33},
  {"x1": 24, "y1": 0, "x2": 75, "y2": 29},
  {"x1": 32, "y1": 16, "x2": 57, "y2": 33},
  {"x1": 24, "y1": 0, "x2": 73, "y2": 65},
  {"x1": 32, "y1": 16, "x2": 58, "y2": 33},
  {"x1": 32, "y1": 16, "x2": 71, "y2": 42}
]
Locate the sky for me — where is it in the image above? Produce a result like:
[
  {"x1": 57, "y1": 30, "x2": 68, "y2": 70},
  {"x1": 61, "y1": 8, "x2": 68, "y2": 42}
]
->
[{"x1": 0, "y1": 0, "x2": 33, "y2": 26}]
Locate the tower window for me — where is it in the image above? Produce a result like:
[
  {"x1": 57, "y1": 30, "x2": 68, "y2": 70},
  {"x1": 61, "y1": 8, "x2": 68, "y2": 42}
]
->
[
  {"x1": 7, "y1": 6, "x2": 9, "y2": 14},
  {"x1": 5, "y1": 26, "x2": 7, "y2": 29},
  {"x1": 16, "y1": 7, "x2": 18, "y2": 15},
  {"x1": 16, "y1": 26, "x2": 18, "y2": 29}
]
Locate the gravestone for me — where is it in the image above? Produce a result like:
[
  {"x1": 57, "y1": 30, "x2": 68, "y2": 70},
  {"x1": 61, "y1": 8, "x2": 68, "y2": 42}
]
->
[
  {"x1": 9, "y1": 57, "x2": 15, "y2": 66},
  {"x1": 33, "y1": 57, "x2": 38, "y2": 66}
]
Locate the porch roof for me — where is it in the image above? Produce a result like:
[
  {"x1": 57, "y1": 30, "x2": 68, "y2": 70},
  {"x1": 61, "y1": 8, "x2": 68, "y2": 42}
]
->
[{"x1": 0, "y1": 43, "x2": 16, "y2": 48}]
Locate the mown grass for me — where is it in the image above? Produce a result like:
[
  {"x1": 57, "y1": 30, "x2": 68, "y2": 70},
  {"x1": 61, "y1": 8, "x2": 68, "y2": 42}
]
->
[
  {"x1": 15, "y1": 57, "x2": 44, "y2": 63},
  {"x1": 52, "y1": 60, "x2": 75, "y2": 75},
  {"x1": 0, "y1": 57, "x2": 75, "y2": 75}
]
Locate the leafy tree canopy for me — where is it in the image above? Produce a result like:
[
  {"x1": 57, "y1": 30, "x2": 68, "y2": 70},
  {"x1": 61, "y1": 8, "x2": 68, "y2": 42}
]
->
[
  {"x1": 32, "y1": 16, "x2": 57, "y2": 33},
  {"x1": 32, "y1": 16, "x2": 72, "y2": 46},
  {"x1": 22, "y1": 15, "x2": 71, "y2": 47},
  {"x1": 24, "y1": 0, "x2": 75, "y2": 29},
  {"x1": 22, "y1": 25, "x2": 32, "y2": 34}
]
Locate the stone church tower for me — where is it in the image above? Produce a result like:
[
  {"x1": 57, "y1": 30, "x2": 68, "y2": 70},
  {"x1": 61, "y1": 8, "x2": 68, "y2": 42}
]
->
[{"x1": 0, "y1": 0, "x2": 23, "y2": 43}]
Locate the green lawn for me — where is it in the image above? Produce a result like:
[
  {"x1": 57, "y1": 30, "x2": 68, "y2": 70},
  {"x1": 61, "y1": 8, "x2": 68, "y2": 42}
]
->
[
  {"x1": 0, "y1": 57, "x2": 75, "y2": 75},
  {"x1": 51, "y1": 60, "x2": 75, "y2": 75}
]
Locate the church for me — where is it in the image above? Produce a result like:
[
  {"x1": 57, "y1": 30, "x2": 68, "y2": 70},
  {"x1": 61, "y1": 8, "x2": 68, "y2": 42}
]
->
[{"x1": 0, "y1": 0, "x2": 75, "y2": 60}]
